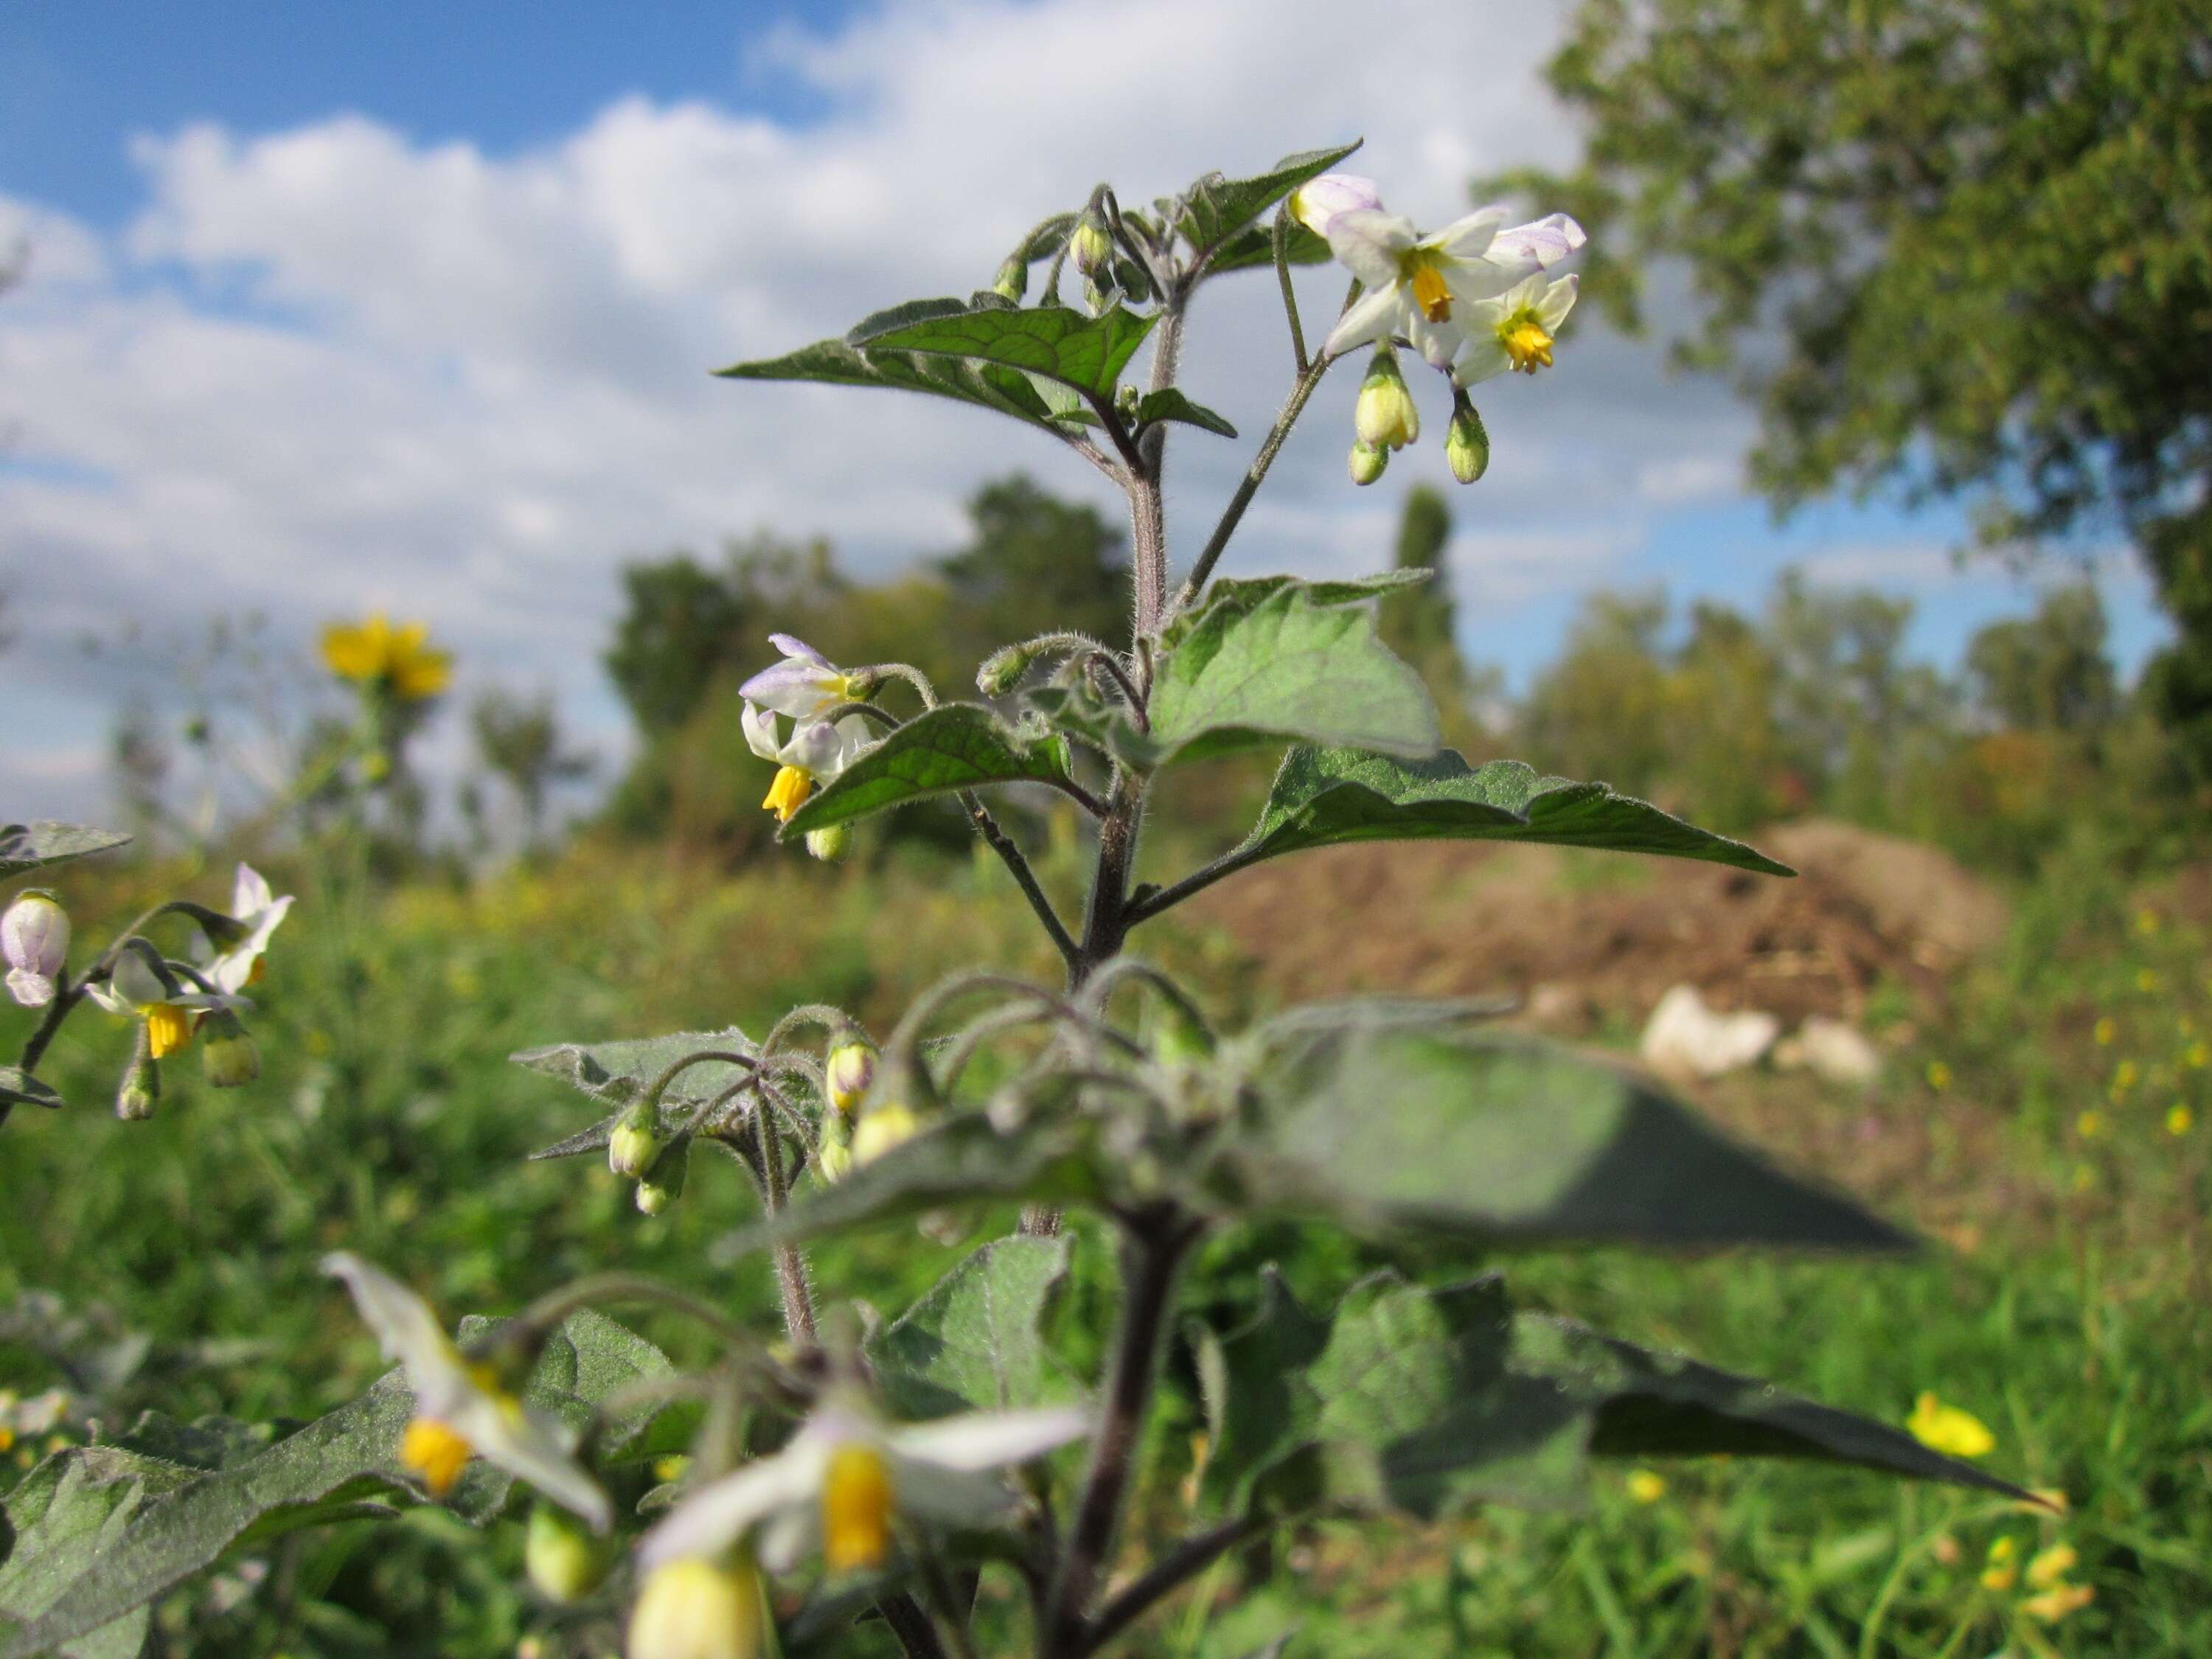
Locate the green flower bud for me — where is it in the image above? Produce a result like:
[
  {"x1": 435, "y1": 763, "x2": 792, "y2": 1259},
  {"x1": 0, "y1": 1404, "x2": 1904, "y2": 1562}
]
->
[
  {"x1": 526, "y1": 1503, "x2": 612, "y2": 1603},
  {"x1": 1354, "y1": 347, "x2": 1420, "y2": 451},
  {"x1": 977, "y1": 644, "x2": 1037, "y2": 696},
  {"x1": 816, "y1": 1119, "x2": 853, "y2": 1186},
  {"x1": 1348, "y1": 439, "x2": 1388, "y2": 486},
  {"x1": 116, "y1": 1029, "x2": 159, "y2": 1121},
  {"x1": 1069, "y1": 213, "x2": 1113, "y2": 279},
  {"x1": 1446, "y1": 393, "x2": 1490, "y2": 484},
  {"x1": 635, "y1": 1136, "x2": 689, "y2": 1214},
  {"x1": 806, "y1": 824, "x2": 852, "y2": 864},
  {"x1": 825, "y1": 1039, "x2": 879, "y2": 1116},
  {"x1": 199, "y1": 1007, "x2": 260, "y2": 1088},
  {"x1": 608, "y1": 1104, "x2": 663, "y2": 1180},
  {"x1": 992, "y1": 256, "x2": 1028, "y2": 302}
]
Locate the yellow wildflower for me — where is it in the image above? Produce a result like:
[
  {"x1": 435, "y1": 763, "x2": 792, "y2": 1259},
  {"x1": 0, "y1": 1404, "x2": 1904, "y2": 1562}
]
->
[
  {"x1": 1625, "y1": 1469, "x2": 1667, "y2": 1504},
  {"x1": 2093, "y1": 1016, "x2": 2115, "y2": 1046},
  {"x1": 321, "y1": 613, "x2": 452, "y2": 701},
  {"x1": 1926, "y1": 1060, "x2": 1953, "y2": 1092},
  {"x1": 2167, "y1": 1104, "x2": 2194, "y2": 1136},
  {"x1": 1980, "y1": 1536, "x2": 2018, "y2": 1592},
  {"x1": 2187, "y1": 1040, "x2": 2209, "y2": 1069},
  {"x1": 2110, "y1": 1059, "x2": 2140, "y2": 1093},
  {"x1": 1905, "y1": 1393, "x2": 1994, "y2": 1459},
  {"x1": 2025, "y1": 1543, "x2": 2078, "y2": 1589},
  {"x1": 2020, "y1": 1582, "x2": 2094, "y2": 1624},
  {"x1": 2071, "y1": 1163, "x2": 2096, "y2": 1192},
  {"x1": 2075, "y1": 1110, "x2": 2103, "y2": 1140}
]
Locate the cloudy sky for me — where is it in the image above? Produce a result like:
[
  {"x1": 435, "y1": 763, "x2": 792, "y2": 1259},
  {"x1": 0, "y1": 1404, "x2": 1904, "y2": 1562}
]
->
[{"x1": 0, "y1": 0, "x2": 2163, "y2": 821}]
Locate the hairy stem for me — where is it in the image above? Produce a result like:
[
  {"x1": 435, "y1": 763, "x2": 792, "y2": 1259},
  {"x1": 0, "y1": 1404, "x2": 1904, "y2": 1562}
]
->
[
  {"x1": 1041, "y1": 1207, "x2": 1201, "y2": 1657},
  {"x1": 1081, "y1": 1514, "x2": 1268, "y2": 1655},
  {"x1": 1171, "y1": 352, "x2": 1334, "y2": 617},
  {"x1": 964, "y1": 793, "x2": 1081, "y2": 970},
  {"x1": 752, "y1": 1097, "x2": 818, "y2": 1346}
]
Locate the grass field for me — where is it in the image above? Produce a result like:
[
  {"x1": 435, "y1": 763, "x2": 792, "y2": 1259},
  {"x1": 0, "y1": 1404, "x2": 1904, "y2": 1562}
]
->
[{"x1": 4, "y1": 830, "x2": 2208, "y2": 1657}]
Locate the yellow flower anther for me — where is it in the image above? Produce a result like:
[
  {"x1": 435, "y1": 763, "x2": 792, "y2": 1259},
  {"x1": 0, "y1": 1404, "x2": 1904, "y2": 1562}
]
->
[
  {"x1": 401, "y1": 1417, "x2": 476, "y2": 1495},
  {"x1": 762, "y1": 765, "x2": 815, "y2": 824},
  {"x1": 1501, "y1": 317, "x2": 1556, "y2": 375},
  {"x1": 144, "y1": 1004, "x2": 194, "y2": 1060},
  {"x1": 1407, "y1": 259, "x2": 1452, "y2": 324},
  {"x1": 823, "y1": 1442, "x2": 896, "y2": 1572}
]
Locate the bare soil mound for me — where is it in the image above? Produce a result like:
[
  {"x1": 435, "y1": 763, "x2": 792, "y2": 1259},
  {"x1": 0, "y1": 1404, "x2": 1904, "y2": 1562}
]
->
[{"x1": 1186, "y1": 818, "x2": 2008, "y2": 1030}]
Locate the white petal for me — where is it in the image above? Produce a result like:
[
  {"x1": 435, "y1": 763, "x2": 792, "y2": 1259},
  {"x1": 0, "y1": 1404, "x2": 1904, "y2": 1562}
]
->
[
  {"x1": 1486, "y1": 212, "x2": 1586, "y2": 274},
  {"x1": 1324, "y1": 209, "x2": 1416, "y2": 289},
  {"x1": 759, "y1": 1506, "x2": 820, "y2": 1575},
  {"x1": 739, "y1": 658, "x2": 840, "y2": 717},
  {"x1": 638, "y1": 1441, "x2": 827, "y2": 1571},
  {"x1": 1321, "y1": 282, "x2": 1405, "y2": 359},
  {"x1": 1426, "y1": 207, "x2": 1506, "y2": 259},
  {"x1": 232, "y1": 863, "x2": 274, "y2": 919},
  {"x1": 108, "y1": 953, "x2": 170, "y2": 1009},
  {"x1": 889, "y1": 1458, "x2": 1018, "y2": 1530},
  {"x1": 7, "y1": 968, "x2": 56, "y2": 1008},
  {"x1": 451, "y1": 1393, "x2": 611, "y2": 1534},
  {"x1": 1406, "y1": 309, "x2": 1466, "y2": 371},
  {"x1": 741, "y1": 702, "x2": 786, "y2": 765},
  {"x1": 787, "y1": 720, "x2": 844, "y2": 777},
  {"x1": 767, "y1": 633, "x2": 830, "y2": 667},
  {"x1": 321, "y1": 1253, "x2": 474, "y2": 1417},
  {"x1": 84, "y1": 981, "x2": 131, "y2": 1016},
  {"x1": 888, "y1": 1405, "x2": 1092, "y2": 1472},
  {"x1": 1536, "y1": 271, "x2": 1580, "y2": 330},
  {"x1": 1452, "y1": 337, "x2": 1512, "y2": 387}
]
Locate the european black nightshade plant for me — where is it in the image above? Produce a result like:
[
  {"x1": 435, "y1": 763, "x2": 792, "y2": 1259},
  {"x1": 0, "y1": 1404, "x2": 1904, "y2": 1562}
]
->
[{"x1": 0, "y1": 146, "x2": 2036, "y2": 1659}]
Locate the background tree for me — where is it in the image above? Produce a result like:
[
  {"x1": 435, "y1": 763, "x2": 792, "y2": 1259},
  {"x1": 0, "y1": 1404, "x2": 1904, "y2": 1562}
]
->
[
  {"x1": 1378, "y1": 485, "x2": 1465, "y2": 711},
  {"x1": 1494, "y1": 0, "x2": 2212, "y2": 776},
  {"x1": 1966, "y1": 584, "x2": 2119, "y2": 734},
  {"x1": 933, "y1": 475, "x2": 1130, "y2": 662},
  {"x1": 470, "y1": 688, "x2": 595, "y2": 847}
]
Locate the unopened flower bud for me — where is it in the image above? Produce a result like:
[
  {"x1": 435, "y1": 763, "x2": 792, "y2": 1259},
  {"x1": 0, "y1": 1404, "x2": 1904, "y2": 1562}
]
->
[
  {"x1": 1354, "y1": 347, "x2": 1419, "y2": 451},
  {"x1": 608, "y1": 1103, "x2": 664, "y2": 1180},
  {"x1": 805, "y1": 824, "x2": 852, "y2": 864},
  {"x1": 1070, "y1": 212, "x2": 1113, "y2": 279},
  {"x1": 977, "y1": 644, "x2": 1037, "y2": 696},
  {"x1": 852, "y1": 1102, "x2": 921, "y2": 1166},
  {"x1": 825, "y1": 1040, "x2": 879, "y2": 1116},
  {"x1": 635, "y1": 1137, "x2": 689, "y2": 1214},
  {"x1": 1286, "y1": 173, "x2": 1382, "y2": 237},
  {"x1": 1446, "y1": 393, "x2": 1490, "y2": 484},
  {"x1": 199, "y1": 1007, "x2": 260, "y2": 1088},
  {"x1": 815, "y1": 1120, "x2": 853, "y2": 1186},
  {"x1": 116, "y1": 1029, "x2": 159, "y2": 1121},
  {"x1": 1348, "y1": 440, "x2": 1388, "y2": 486},
  {"x1": 3, "y1": 893, "x2": 69, "y2": 1008},
  {"x1": 526, "y1": 1503, "x2": 612, "y2": 1604},
  {"x1": 992, "y1": 256, "x2": 1028, "y2": 302},
  {"x1": 627, "y1": 1557, "x2": 768, "y2": 1659}
]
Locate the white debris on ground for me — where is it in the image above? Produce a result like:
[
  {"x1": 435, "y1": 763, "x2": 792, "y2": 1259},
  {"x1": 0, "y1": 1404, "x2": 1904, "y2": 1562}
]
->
[
  {"x1": 1638, "y1": 984, "x2": 1781, "y2": 1080},
  {"x1": 1774, "y1": 1014, "x2": 1883, "y2": 1087}
]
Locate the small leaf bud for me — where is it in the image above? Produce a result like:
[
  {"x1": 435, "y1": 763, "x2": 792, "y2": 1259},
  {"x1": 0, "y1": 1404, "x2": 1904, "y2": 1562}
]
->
[
  {"x1": 992, "y1": 256, "x2": 1028, "y2": 303},
  {"x1": 840, "y1": 664, "x2": 885, "y2": 700},
  {"x1": 199, "y1": 1007, "x2": 260, "y2": 1088},
  {"x1": 526, "y1": 1503, "x2": 612, "y2": 1604},
  {"x1": 1446, "y1": 392, "x2": 1490, "y2": 484},
  {"x1": 635, "y1": 1137, "x2": 689, "y2": 1214},
  {"x1": 608, "y1": 1103, "x2": 664, "y2": 1180},
  {"x1": 977, "y1": 644, "x2": 1038, "y2": 696},
  {"x1": 805, "y1": 824, "x2": 853, "y2": 864},
  {"x1": 1070, "y1": 212, "x2": 1113, "y2": 279},
  {"x1": 116, "y1": 1029, "x2": 159, "y2": 1121},
  {"x1": 824, "y1": 1040, "x2": 878, "y2": 1116},
  {"x1": 1348, "y1": 439, "x2": 1388, "y2": 486},
  {"x1": 1354, "y1": 347, "x2": 1420, "y2": 451},
  {"x1": 2, "y1": 892, "x2": 69, "y2": 1008}
]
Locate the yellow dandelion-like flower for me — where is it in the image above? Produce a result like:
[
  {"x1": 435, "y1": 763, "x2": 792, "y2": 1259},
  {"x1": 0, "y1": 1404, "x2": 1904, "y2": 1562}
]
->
[
  {"x1": 2186, "y1": 1040, "x2": 2209, "y2": 1070},
  {"x1": 2167, "y1": 1104, "x2": 2194, "y2": 1136},
  {"x1": 1926, "y1": 1060, "x2": 1953, "y2": 1092},
  {"x1": 2135, "y1": 967, "x2": 2159, "y2": 993},
  {"x1": 2093, "y1": 1016, "x2": 2115, "y2": 1046},
  {"x1": 321, "y1": 613, "x2": 453, "y2": 703},
  {"x1": 1980, "y1": 1535, "x2": 2018, "y2": 1592},
  {"x1": 2074, "y1": 1110, "x2": 2103, "y2": 1140},
  {"x1": 1625, "y1": 1469, "x2": 1667, "y2": 1504},
  {"x1": 2025, "y1": 1543, "x2": 2078, "y2": 1590},
  {"x1": 2111, "y1": 1059, "x2": 2140, "y2": 1093},
  {"x1": 2132, "y1": 907, "x2": 2160, "y2": 936},
  {"x1": 1905, "y1": 1393, "x2": 1994, "y2": 1459},
  {"x1": 2020, "y1": 1581, "x2": 2094, "y2": 1624}
]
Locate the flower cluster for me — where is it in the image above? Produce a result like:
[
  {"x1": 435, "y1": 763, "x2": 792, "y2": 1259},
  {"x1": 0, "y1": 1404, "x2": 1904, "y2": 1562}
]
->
[{"x1": 740, "y1": 635, "x2": 879, "y2": 860}]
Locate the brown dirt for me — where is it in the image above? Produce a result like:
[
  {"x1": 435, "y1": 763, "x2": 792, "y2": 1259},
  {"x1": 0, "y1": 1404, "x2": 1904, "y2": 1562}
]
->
[{"x1": 1186, "y1": 818, "x2": 2009, "y2": 1033}]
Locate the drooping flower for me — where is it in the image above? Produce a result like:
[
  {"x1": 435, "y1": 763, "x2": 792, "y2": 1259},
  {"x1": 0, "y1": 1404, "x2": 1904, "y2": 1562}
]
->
[
  {"x1": 639, "y1": 1394, "x2": 1090, "y2": 1579},
  {"x1": 321, "y1": 613, "x2": 453, "y2": 702},
  {"x1": 1453, "y1": 272, "x2": 1580, "y2": 387},
  {"x1": 739, "y1": 636, "x2": 865, "y2": 726},
  {"x1": 1905, "y1": 1391, "x2": 1995, "y2": 1459},
  {"x1": 1286, "y1": 173, "x2": 1382, "y2": 238},
  {"x1": 2, "y1": 893, "x2": 69, "y2": 1008},
  {"x1": 323, "y1": 1253, "x2": 611, "y2": 1531},
  {"x1": 1321, "y1": 206, "x2": 1585, "y2": 368},
  {"x1": 85, "y1": 951, "x2": 245, "y2": 1060},
  {"x1": 194, "y1": 863, "x2": 294, "y2": 995},
  {"x1": 851, "y1": 1102, "x2": 922, "y2": 1166},
  {"x1": 824, "y1": 1040, "x2": 878, "y2": 1117},
  {"x1": 742, "y1": 703, "x2": 868, "y2": 826}
]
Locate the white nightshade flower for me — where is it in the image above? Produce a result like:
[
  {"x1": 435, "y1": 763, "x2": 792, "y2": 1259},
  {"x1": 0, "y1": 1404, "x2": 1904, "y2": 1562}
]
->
[
  {"x1": 1285, "y1": 173, "x2": 1382, "y2": 237},
  {"x1": 639, "y1": 1397, "x2": 1090, "y2": 1577},
  {"x1": 322, "y1": 1253, "x2": 611, "y2": 1532},
  {"x1": 85, "y1": 951, "x2": 246, "y2": 1060},
  {"x1": 1322, "y1": 206, "x2": 1586, "y2": 369},
  {"x1": 3, "y1": 894, "x2": 69, "y2": 1008},
  {"x1": 194, "y1": 863, "x2": 295, "y2": 995},
  {"x1": 742, "y1": 701, "x2": 870, "y2": 825},
  {"x1": 738, "y1": 636, "x2": 862, "y2": 725},
  {"x1": 1451, "y1": 273, "x2": 1582, "y2": 386}
]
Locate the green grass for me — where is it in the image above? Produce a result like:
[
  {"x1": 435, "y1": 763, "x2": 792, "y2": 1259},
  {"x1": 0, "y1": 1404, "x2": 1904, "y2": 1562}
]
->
[{"x1": 3, "y1": 834, "x2": 2208, "y2": 1656}]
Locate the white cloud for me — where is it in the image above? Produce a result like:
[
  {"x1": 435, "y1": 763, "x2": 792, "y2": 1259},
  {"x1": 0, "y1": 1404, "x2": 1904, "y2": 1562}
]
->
[{"x1": 0, "y1": 0, "x2": 1786, "y2": 818}]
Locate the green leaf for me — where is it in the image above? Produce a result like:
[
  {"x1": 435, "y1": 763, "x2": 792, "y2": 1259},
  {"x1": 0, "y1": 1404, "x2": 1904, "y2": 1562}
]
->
[
  {"x1": 0, "y1": 1068, "x2": 62, "y2": 1112},
  {"x1": 1222, "y1": 746, "x2": 1794, "y2": 879},
  {"x1": 1221, "y1": 1026, "x2": 1910, "y2": 1251},
  {"x1": 716, "y1": 336, "x2": 1068, "y2": 434},
  {"x1": 779, "y1": 706, "x2": 1075, "y2": 838},
  {"x1": 1160, "y1": 574, "x2": 1429, "y2": 653},
  {"x1": 868, "y1": 1236, "x2": 1076, "y2": 1420},
  {"x1": 0, "y1": 1446, "x2": 199, "y2": 1659},
  {"x1": 1034, "y1": 581, "x2": 1438, "y2": 771},
  {"x1": 0, "y1": 824, "x2": 130, "y2": 877},
  {"x1": 0, "y1": 1312, "x2": 670, "y2": 1659},
  {"x1": 1134, "y1": 389, "x2": 1237, "y2": 439},
  {"x1": 1202, "y1": 1271, "x2": 2023, "y2": 1522},
  {"x1": 849, "y1": 302, "x2": 1156, "y2": 400},
  {"x1": 1206, "y1": 217, "x2": 1333, "y2": 274},
  {"x1": 1176, "y1": 142, "x2": 1362, "y2": 271},
  {"x1": 511, "y1": 1026, "x2": 757, "y2": 1110}
]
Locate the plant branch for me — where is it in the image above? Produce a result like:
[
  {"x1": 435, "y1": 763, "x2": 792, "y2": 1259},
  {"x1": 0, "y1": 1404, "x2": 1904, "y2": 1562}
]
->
[
  {"x1": 1273, "y1": 209, "x2": 1308, "y2": 375},
  {"x1": 751, "y1": 1085, "x2": 818, "y2": 1346},
  {"x1": 1040, "y1": 1206, "x2": 1203, "y2": 1656},
  {"x1": 962, "y1": 793, "x2": 1080, "y2": 970},
  {"x1": 1080, "y1": 1514, "x2": 1269, "y2": 1655},
  {"x1": 1118, "y1": 838, "x2": 1266, "y2": 929},
  {"x1": 1170, "y1": 352, "x2": 1335, "y2": 617}
]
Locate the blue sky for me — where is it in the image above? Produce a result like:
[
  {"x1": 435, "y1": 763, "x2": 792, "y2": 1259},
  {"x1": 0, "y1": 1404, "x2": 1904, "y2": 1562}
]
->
[{"x1": 0, "y1": 0, "x2": 2167, "y2": 820}]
